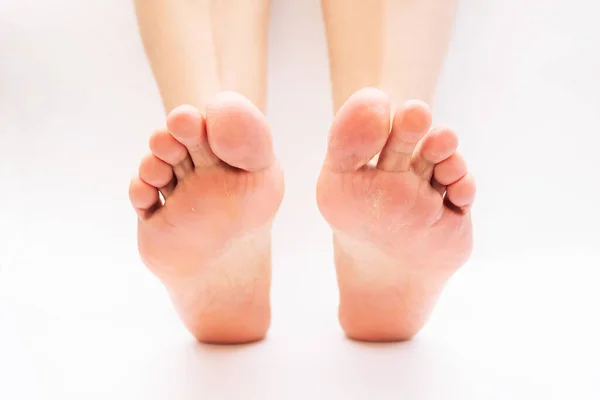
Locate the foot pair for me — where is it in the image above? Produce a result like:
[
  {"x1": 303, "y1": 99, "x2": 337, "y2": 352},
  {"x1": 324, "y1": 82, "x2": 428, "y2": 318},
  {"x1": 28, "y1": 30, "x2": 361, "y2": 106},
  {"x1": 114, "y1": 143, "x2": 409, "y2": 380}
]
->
[{"x1": 129, "y1": 88, "x2": 475, "y2": 343}]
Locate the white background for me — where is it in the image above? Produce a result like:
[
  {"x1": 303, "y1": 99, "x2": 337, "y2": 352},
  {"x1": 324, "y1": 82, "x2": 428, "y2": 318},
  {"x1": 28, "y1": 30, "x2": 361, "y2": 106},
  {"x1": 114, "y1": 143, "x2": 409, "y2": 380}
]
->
[{"x1": 1, "y1": 0, "x2": 599, "y2": 398}]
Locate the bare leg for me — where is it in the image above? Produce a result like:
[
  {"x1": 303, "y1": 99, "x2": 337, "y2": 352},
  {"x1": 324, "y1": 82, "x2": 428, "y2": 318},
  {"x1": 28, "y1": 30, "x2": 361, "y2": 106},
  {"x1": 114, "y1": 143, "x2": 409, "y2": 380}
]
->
[
  {"x1": 320, "y1": 0, "x2": 475, "y2": 341},
  {"x1": 322, "y1": 0, "x2": 457, "y2": 111},
  {"x1": 210, "y1": 0, "x2": 270, "y2": 111},
  {"x1": 134, "y1": 0, "x2": 269, "y2": 112},
  {"x1": 130, "y1": 0, "x2": 280, "y2": 344}
]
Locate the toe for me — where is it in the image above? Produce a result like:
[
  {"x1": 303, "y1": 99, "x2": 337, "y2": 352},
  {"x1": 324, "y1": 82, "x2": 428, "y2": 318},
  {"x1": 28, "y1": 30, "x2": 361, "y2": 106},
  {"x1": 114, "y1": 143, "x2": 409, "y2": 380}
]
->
[
  {"x1": 411, "y1": 126, "x2": 458, "y2": 181},
  {"x1": 129, "y1": 177, "x2": 160, "y2": 219},
  {"x1": 149, "y1": 128, "x2": 194, "y2": 180},
  {"x1": 325, "y1": 87, "x2": 391, "y2": 173},
  {"x1": 433, "y1": 152, "x2": 468, "y2": 186},
  {"x1": 139, "y1": 153, "x2": 176, "y2": 198},
  {"x1": 445, "y1": 173, "x2": 476, "y2": 213},
  {"x1": 377, "y1": 100, "x2": 432, "y2": 172},
  {"x1": 206, "y1": 91, "x2": 274, "y2": 172},
  {"x1": 167, "y1": 105, "x2": 219, "y2": 168}
]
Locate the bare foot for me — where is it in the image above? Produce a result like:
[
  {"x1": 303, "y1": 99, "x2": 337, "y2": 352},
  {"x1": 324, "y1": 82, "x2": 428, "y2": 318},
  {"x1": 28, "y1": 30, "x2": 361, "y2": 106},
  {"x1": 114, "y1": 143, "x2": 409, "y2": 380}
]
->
[
  {"x1": 317, "y1": 88, "x2": 476, "y2": 342},
  {"x1": 129, "y1": 92, "x2": 284, "y2": 344}
]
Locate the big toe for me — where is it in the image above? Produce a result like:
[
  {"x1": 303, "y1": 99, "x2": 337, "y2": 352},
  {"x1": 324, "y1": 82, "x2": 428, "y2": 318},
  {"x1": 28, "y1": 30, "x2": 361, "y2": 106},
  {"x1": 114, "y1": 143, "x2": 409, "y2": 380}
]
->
[
  {"x1": 205, "y1": 92, "x2": 274, "y2": 172},
  {"x1": 324, "y1": 87, "x2": 391, "y2": 173}
]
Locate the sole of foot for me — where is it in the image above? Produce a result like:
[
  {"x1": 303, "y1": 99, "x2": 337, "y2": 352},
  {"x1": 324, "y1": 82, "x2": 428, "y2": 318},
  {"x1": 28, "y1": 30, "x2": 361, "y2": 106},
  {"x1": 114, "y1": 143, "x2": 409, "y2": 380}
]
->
[
  {"x1": 317, "y1": 88, "x2": 475, "y2": 342},
  {"x1": 129, "y1": 92, "x2": 284, "y2": 344}
]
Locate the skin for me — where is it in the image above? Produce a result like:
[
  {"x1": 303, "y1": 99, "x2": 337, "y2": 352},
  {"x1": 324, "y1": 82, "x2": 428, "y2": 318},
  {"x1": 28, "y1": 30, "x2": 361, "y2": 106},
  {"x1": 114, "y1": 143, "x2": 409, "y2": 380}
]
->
[
  {"x1": 130, "y1": 0, "x2": 474, "y2": 343},
  {"x1": 130, "y1": 94, "x2": 283, "y2": 344},
  {"x1": 131, "y1": 0, "x2": 273, "y2": 344},
  {"x1": 316, "y1": 88, "x2": 474, "y2": 341},
  {"x1": 321, "y1": 0, "x2": 472, "y2": 341}
]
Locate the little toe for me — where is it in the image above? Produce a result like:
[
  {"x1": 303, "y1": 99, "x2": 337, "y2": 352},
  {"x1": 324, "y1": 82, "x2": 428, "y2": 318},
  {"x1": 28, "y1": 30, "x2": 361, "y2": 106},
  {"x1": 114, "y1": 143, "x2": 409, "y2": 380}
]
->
[
  {"x1": 138, "y1": 153, "x2": 176, "y2": 198},
  {"x1": 325, "y1": 87, "x2": 391, "y2": 173},
  {"x1": 445, "y1": 173, "x2": 476, "y2": 213},
  {"x1": 129, "y1": 177, "x2": 161, "y2": 219},
  {"x1": 167, "y1": 105, "x2": 219, "y2": 168},
  {"x1": 411, "y1": 126, "x2": 458, "y2": 181},
  {"x1": 206, "y1": 91, "x2": 274, "y2": 172},
  {"x1": 149, "y1": 128, "x2": 194, "y2": 180},
  {"x1": 377, "y1": 100, "x2": 432, "y2": 172}
]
